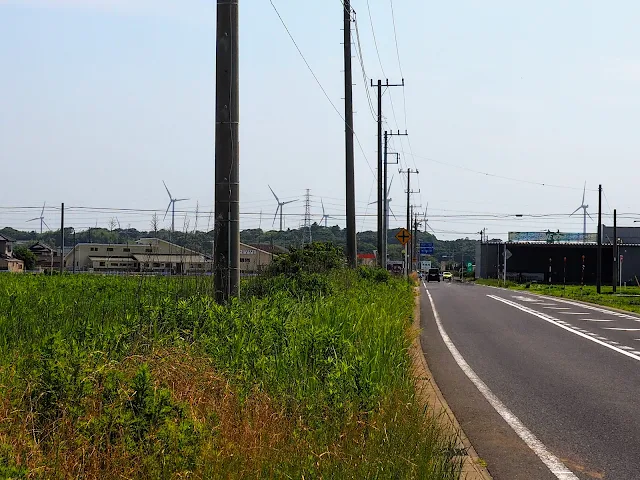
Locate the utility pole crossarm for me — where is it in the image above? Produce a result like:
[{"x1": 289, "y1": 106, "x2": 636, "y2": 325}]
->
[{"x1": 372, "y1": 79, "x2": 405, "y2": 269}]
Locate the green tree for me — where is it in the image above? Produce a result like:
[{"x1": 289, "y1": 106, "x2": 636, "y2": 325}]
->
[{"x1": 13, "y1": 246, "x2": 36, "y2": 270}]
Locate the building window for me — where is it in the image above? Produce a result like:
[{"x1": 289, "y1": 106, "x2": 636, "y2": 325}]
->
[
  {"x1": 240, "y1": 258, "x2": 250, "y2": 263},
  {"x1": 153, "y1": 263, "x2": 160, "y2": 267},
  {"x1": 123, "y1": 248, "x2": 130, "y2": 252},
  {"x1": 90, "y1": 247, "x2": 98, "y2": 252},
  {"x1": 99, "y1": 262, "x2": 105, "y2": 267},
  {"x1": 145, "y1": 248, "x2": 152, "y2": 253},
  {"x1": 107, "y1": 247, "x2": 114, "y2": 252}
]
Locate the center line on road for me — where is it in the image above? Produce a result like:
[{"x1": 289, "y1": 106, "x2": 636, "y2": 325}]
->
[
  {"x1": 425, "y1": 286, "x2": 578, "y2": 480},
  {"x1": 602, "y1": 327, "x2": 640, "y2": 331},
  {"x1": 487, "y1": 295, "x2": 640, "y2": 363}
]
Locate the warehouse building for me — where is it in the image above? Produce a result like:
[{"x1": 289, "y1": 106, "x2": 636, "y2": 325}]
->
[
  {"x1": 476, "y1": 227, "x2": 640, "y2": 285},
  {"x1": 64, "y1": 238, "x2": 273, "y2": 275}
]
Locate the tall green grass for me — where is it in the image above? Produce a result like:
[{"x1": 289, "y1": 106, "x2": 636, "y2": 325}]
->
[{"x1": 0, "y1": 264, "x2": 463, "y2": 479}]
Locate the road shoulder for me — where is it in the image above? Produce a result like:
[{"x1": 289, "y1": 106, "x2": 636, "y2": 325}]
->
[{"x1": 410, "y1": 287, "x2": 492, "y2": 480}]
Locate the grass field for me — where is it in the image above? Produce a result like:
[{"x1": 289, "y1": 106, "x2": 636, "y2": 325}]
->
[
  {"x1": 476, "y1": 278, "x2": 640, "y2": 314},
  {"x1": 0, "y1": 250, "x2": 463, "y2": 479}
]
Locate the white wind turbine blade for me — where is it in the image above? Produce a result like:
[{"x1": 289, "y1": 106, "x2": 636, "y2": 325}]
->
[
  {"x1": 268, "y1": 185, "x2": 280, "y2": 203},
  {"x1": 272, "y1": 205, "x2": 280, "y2": 227},
  {"x1": 42, "y1": 219, "x2": 51, "y2": 230},
  {"x1": 174, "y1": 198, "x2": 189, "y2": 202},
  {"x1": 570, "y1": 206, "x2": 581, "y2": 216},
  {"x1": 27, "y1": 217, "x2": 40, "y2": 222},
  {"x1": 282, "y1": 199, "x2": 297, "y2": 205},
  {"x1": 41, "y1": 202, "x2": 46, "y2": 217},
  {"x1": 587, "y1": 210, "x2": 594, "y2": 221},
  {"x1": 321, "y1": 198, "x2": 326, "y2": 217},
  {"x1": 164, "y1": 202, "x2": 172, "y2": 221},
  {"x1": 582, "y1": 181, "x2": 586, "y2": 206},
  {"x1": 163, "y1": 180, "x2": 173, "y2": 199}
]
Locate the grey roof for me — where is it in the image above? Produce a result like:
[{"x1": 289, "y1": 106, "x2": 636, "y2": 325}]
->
[{"x1": 0, "y1": 233, "x2": 16, "y2": 242}]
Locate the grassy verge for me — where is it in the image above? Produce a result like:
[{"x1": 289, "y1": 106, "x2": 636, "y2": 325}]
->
[
  {"x1": 476, "y1": 278, "x2": 640, "y2": 314},
  {"x1": 0, "y1": 245, "x2": 462, "y2": 479}
]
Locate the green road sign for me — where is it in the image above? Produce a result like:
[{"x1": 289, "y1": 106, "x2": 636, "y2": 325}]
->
[{"x1": 466, "y1": 262, "x2": 473, "y2": 273}]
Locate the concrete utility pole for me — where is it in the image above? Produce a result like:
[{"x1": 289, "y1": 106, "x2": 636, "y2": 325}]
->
[
  {"x1": 613, "y1": 209, "x2": 617, "y2": 293},
  {"x1": 372, "y1": 79, "x2": 404, "y2": 267},
  {"x1": 384, "y1": 130, "x2": 407, "y2": 266},
  {"x1": 597, "y1": 184, "x2": 602, "y2": 294},
  {"x1": 59, "y1": 203, "x2": 64, "y2": 274},
  {"x1": 400, "y1": 168, "x2": 419, "y2": 271},
  {"x1": 214, "y1": 0, "x2": 240, "y2": 303},
  {"x1": 343, "y1": 0, "x2": 356, "y2": 268}
]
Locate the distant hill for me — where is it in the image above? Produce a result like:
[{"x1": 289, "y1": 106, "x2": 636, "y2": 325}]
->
[{"x1": 0, "y1": 224, "x2": 478, "y2": 264}]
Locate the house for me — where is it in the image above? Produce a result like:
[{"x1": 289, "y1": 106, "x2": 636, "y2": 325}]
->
[
  {"x1": 0, "y1": 234, "x2": 24, "y2": 273},
  {"x1": 28, "y1": 242, "x2": 60, "y2": 272}
]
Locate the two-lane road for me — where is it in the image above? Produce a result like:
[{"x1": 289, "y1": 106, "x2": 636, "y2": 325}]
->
[{"x1": 421, "y1": 281, "x2": 640, "y2": 479}]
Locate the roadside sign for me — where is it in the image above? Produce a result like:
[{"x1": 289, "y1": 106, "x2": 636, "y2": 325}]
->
[
  {"x1": 419, "y1": 242, "x2": 434, "y2": 255},
  {"x1": 621, "y1": 255, "x2": 624, "y2": 262},
  {"x1": 395, "y1": 228, "x2": 412, "y2": 246},
  {"x1": 466, "y1": 262, "x2": 473, "y2": 273},
  {"x1": 421, "y1": 260, "x2": 432, "y2": 270},
  {"x1": 504, "y1": 249, "x2": 513, "y2": 260}
]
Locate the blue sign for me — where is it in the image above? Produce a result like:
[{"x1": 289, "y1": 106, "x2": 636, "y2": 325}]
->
[{"x1": 420, "y1": 242, "x2": 434, "y2": 255}]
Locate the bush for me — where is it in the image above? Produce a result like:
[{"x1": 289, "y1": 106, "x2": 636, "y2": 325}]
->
[{"x1": 267, "y1": 242, "x2": 345, "y2": 276}]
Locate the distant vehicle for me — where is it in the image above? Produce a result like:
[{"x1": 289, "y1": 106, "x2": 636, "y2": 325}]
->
[
  {"x1": 442, "y1": 271, "x2": 453, "y2": 281},
  {"x1": 426, "y1": 268, "x2": 440, "y2": 282}
]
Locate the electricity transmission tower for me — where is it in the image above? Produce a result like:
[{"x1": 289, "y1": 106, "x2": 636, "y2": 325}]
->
[{"x1": 303, "y1": 189, "x2": 312, "y2": 244}]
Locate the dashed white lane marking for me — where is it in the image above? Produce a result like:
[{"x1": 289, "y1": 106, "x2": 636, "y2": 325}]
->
[
  {"x1": 602, "y1": 327, "x2": 640, "y2": 331},
  {"x1": 487, "y1": 295, "x2": 640, "y2": 363},
  {"x1": 425, "y1": 287, "x2": 578, "y2": 480},
  {"x1": 581, "y1": 319, "x2": 614, "y2": 322},
  {"x1": 559, "y1": 312, "x2": 587, "y2": 315},
  {"x1": 536, "y1": 296, "x2": 640, "y2": 321},
  {"x1": 543, "y1": 306, "x2": 571, "y2": 310}
]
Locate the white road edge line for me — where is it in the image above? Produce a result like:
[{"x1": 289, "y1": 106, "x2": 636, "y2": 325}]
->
[
  {"x1": 487, "y1": 295, "x2": 640, "y2": 363},
  {"x1": 424, "y1": 286, "x2": 578, "y2": 480}
]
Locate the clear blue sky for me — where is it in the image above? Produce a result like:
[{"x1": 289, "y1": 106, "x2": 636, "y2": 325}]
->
[{"x1": 2, "y1": 0, "x2": 640, "y2": 239}]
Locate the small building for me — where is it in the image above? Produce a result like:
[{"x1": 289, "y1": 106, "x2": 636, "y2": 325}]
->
[
  {"x1": 28, "y1": 242, "x2": 60, "y2": 272},
  {"x1": 357, "y1": 253, "x2": 376, "y2": 267},
  {"x1": 0, "y1": 234, "x2": 24, "y2": 273},
  {"x1": 239, "y1": 244, "x2": 274, "y2": 276}
]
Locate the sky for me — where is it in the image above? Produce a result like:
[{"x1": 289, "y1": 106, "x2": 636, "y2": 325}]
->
[{"x1": 2, "y1": 0, "x2": 640, "y2": 240}]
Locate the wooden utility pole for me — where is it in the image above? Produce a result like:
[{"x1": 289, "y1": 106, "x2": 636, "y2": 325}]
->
[
  {"x1": 214, "y1": 0, "x2": 240, "y2": 302},
  {"x1": 343, "y1": 0, "x2": 356, "y2": 268}
]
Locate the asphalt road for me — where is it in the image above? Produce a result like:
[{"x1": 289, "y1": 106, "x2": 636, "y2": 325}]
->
[{"x1": 420, "y1": 281, "x2": 640, "y2": 480}]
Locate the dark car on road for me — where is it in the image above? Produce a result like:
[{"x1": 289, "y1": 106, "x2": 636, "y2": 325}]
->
[{"x1": 426, "y1": 268, "x2": 440, "y2": 282}]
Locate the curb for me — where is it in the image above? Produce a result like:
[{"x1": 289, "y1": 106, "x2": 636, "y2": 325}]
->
[{"x1": 410, "y1": 288, "x2": 493, "y2": 480}]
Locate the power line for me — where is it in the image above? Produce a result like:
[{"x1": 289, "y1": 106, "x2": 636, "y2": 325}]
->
[{"x1": 268, "y1": 0, "x2": 375, "y2": 178}]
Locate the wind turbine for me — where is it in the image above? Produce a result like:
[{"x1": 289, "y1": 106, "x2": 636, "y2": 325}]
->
[
  {"x1": 570, "y1": 182, "x2": 593, "y2": 242},
  {"x1": 27, "y1": 202, "x2": 50, "y2": 234},
  {"x1": 163, "y1": 181, "x2": 189, "y2": 232},
  {"x1": 269, "y1": 185, "x2": 296, "y2": 231},
  {"x1": 319, "y1": 198, "x2": 341, "y2": 227}
]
